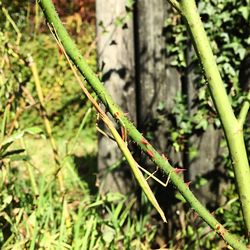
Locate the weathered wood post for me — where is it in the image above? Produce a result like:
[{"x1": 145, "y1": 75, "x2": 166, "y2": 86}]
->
[
  {"x1": 135, "y1": 0, "x2": 181, "y2": 154},
  {"x1": 134, "y1": 0, "x2": 182, "y2": 237},
  {"x1": 96, "y1": 0, "x2": 136, "y2": 193}
]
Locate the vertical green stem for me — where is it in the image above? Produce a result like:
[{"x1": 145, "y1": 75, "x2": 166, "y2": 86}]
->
[{"x1": 179, "y1": 0, "x2": 250, "y2": 238}]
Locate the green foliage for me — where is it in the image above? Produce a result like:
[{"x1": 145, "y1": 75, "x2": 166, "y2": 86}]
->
[
  {"x1": 170, "y1": 92, "x2": 209, "y2": 152},
  {"x1": 0, "y1": 2, "x2": 97, "y2": 138},
  {"x1": 165, "y1": 0, "x2": 249, "y2": 151},
  {"x1": 0, "y1": 159, "x2": 156, "y2": 249},
  {"x1": 166, "y1": 0, "x2": 249, "y2": 86}
]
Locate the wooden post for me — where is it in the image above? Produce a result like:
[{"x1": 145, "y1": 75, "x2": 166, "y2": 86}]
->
[
  {"x1": 135, "y1": 0, "x2": 182, "y2": 157},
  {"x1": 96, "y1": 0, "x2": 136, "y2": 193}
]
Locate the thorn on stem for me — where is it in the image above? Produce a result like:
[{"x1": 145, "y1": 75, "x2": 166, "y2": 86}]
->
[
  {"x1": 146, "y1": 149, "x2": 154, "y2": 158},
  {"x1": 162, "y1": 154, "x2": 169, "y2": 161},
  {"x1": 193, "y1": 212, "x2": 198, "y2": 222},
  {"x1": 215, "y1": 224, "x2": 226, "y2": 239},
  {"x1": 114, "y1": 111, "x2": 120, "y2": 119},
  {"x1": 141, "y1": 137, "x2": 149, "y2": 145},
  {"x1": 174, "y1": 167, "x2": 186, "y2": 174},
  {"x1": 185, "y1": 181, "x2": 191, "y2": 187},
  {"x1": 58, "y1": 46, "x2": 63, "y2": 55}
]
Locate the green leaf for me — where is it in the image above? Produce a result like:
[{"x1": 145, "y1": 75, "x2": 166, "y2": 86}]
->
[
  {"x1": 198, "y1": 88, "x2": 206, "y2": 100},
  {"x1": 173, "y1": 142, "x2": 180, "y2": 152},
  {"x1": 114, "y1": 17, "x2": 126, "y2": 27},
  {"x1": 0, "y1": 195, "x2": 12, "y2": 211},
  {"x1": 195, "y1": 119, "x2": 208, "y2": 130},
  {"x1": 24, "y1": 126, "x2": 43, "y2": 135},
  {"x1": 0, "y1": 131, "x2": 25, "y2": 148},
  {"x1": 126, "y1": 0, "x2": 135, "y2": 8},
  {"x1": 106, "y1": 192, "x2": 125, "y2": 203},
  {"x1": 157, "y1": 101, "x2": 165, "y2": 112},
  {"x1": 0, "y1": 149, "x2": 25, "y2": 160},
  {"x1": 214, "y1": 118, "x2": 221, "y2": 128},
  {"x1": 102, "y1": 225, "x2": 115, "y2": 245},
  {"x1": 189, "y1": 146, "x2": 198, "y2": 161},
  {"x1": 195, "y1": 176, "x2": 208, "y2": 189},
  {"x1": 239, "y1": 6, "x2": 249, "y2": 20}
]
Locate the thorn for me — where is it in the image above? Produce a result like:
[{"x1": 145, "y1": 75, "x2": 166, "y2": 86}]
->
[
  {"x1": 146, "y1": 149, "x2": 154, "y2": 158},
  {"x1": 211, "y1": 210, "x2": 215, "y2": 215},
  {"x1": 141, "y1": 137, "x2": 149, "y2": 145},
  {"x1": 162, "y1": 154, "x2": 169, "y2": 161},
  {"x1": 58, "y1": 46, "x2": 63, "y2": 55},
  {"x1": 174, "y1": 167, "x2": 186, "y2": 174},
  {"x1": 114, "y1": 111, "x2": 120, "y2": 119},
  {"x1": 185, "y1": 181, "x2": 191, "y2": 187},
  {"x1": 215, "y1": 224, "x2": 225, "y2": 239},
  {"x1": 193, "y1": 212, "x2": 198, "y2": 222}
]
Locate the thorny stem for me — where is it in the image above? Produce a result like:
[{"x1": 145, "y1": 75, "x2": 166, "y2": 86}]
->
[
  {"x1": 179, "y1": 0, "x2": 250, "y2": 241},
  {"x1": 39, "y1": 0, "x2": 248, "y2": 249}
]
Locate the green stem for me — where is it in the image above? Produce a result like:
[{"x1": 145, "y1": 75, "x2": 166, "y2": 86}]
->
[
  {"x1": 39, "y1": 0, "x2": 248, "y2": 248},
  {"x1": 238, "y1": 91, "x2": 250, "y2": 127},
  {"x1": 179, "y1": 0, "x2": 250, "y2": 239}
]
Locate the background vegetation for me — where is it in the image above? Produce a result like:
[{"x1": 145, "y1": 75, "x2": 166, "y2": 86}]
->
[{"x1": 0, "y1": 0, "x2": 249, "y2": 249}]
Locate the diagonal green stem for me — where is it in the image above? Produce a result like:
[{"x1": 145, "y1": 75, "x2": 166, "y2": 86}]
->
[
  {"x1": 179, "y1": 0, "x2": 250, "y2": 239},
  {"x1": 39, "y1": 0, "x2": 248, "y2": 248}
]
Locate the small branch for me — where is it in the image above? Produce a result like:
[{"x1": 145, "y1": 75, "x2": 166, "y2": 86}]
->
[{"x1": 238, "y1": 91, "x2": 250, "y2": 128}]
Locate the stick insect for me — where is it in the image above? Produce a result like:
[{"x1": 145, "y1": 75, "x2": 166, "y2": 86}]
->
[{"x1": 50, "y1": 24, "x2": 167, "y2": 222}]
